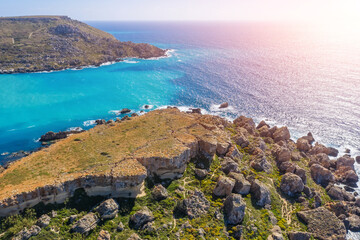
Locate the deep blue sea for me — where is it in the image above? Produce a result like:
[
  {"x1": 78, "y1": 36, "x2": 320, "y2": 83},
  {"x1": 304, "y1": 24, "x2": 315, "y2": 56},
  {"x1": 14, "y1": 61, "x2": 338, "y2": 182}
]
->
[{"x1": 1, "y1": 22, "x2": 360, "y2": 165}]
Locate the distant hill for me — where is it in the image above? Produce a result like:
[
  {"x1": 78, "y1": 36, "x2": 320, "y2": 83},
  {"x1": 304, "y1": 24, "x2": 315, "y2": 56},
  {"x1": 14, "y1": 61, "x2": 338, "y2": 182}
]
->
[{"x1": 0, "y1": 16, "x2": 166, "y2": 73}]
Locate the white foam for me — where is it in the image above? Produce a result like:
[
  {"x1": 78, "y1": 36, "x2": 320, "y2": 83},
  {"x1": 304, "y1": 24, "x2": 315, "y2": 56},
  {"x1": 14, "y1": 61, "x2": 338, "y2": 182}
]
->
[
  {"x1": 209, "y1": 104, "x2": 236, "y2": 113},
  {"x1": 83, "y1": 120, "x2": 96, "y2": 127},
  {"x1": 67, "y1": 127, "x2": 83, "y2": 132},
  {"x1": 145, "y1": 49, "x2": 176, "y2": 60},
  {"x1": 123, "y1": 60, "x2": 139, "y2": 64}
]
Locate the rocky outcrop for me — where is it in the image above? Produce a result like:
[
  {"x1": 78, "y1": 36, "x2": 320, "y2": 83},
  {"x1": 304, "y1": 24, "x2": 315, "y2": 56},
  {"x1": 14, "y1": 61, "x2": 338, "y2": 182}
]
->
[
  {"x1": 71, "y1": 212, "x2": 99, "y2": 235},
  {"x1": 36, "y1": 214, "x2": 51, "y2": 228},
  {"x1": 129, "y1": 207, "x2": 154, "y2": 230},
  {"x1": 13, "y1": 225, "x2": 41, "y2": 240},
  {"x1": 219, "y1": 102, "x2": 229, "y2": 108},
  {"x1": 224, "y1": 194, "x2": 246, "y2": 225},
  {"x1": 297, "y1": 207, "x2": 346, "y2": 240},
  {"x1": 97, "y1": 230, "x2": 111, "y2": 240},
  {"x1": 95, "y1": 198, "x2": 119, "y2": 219},
  {"x1": 177, "y1": 190, "x2": 210, "y2": 219},
  {"x1": 39, "y1": 128, "x2": 84, "y2": 142},
  {"x1": 287, "y1": 232, "x2": 311, "y2": 240}
]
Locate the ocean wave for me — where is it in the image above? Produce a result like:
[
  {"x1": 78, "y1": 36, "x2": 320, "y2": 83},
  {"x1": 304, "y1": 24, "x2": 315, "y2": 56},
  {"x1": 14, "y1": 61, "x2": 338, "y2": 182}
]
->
[
  {"x1": 83, "y1": 120, "x2": 96, "y2": 127},
  {"x1": 123, "y1": 59, "x2": 139, "y2": 64},
  {"x1": 67, "y1": 127, "x2": 83, "y2": 132}
]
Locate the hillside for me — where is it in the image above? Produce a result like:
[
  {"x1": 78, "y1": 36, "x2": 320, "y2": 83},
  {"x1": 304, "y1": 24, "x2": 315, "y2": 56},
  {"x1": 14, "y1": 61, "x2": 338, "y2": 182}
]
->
[
  {"x1": 0, "y1": 108, "x2": 359, "y2": 239},
  {"x1": 0, "y1": 16, "x2": 166, "y2": 73}
]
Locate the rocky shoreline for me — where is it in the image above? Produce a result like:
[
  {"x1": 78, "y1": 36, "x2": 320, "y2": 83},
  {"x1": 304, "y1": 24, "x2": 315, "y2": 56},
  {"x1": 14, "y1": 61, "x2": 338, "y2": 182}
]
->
[{"x1": 0, "y1": 107, "x2": 359, "y2": 239}]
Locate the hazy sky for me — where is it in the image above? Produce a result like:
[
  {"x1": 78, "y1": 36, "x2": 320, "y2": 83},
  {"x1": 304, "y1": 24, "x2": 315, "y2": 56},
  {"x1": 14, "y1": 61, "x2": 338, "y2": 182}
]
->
[{"x1": 1, "y1": 0, "x2": 359, "y2": 22}]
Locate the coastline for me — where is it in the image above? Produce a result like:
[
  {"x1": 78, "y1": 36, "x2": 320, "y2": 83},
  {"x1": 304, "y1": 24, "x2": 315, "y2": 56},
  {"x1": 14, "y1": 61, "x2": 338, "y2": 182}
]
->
[{"x1": 0, "y1": 49, "x2": 172, "y2": 75}]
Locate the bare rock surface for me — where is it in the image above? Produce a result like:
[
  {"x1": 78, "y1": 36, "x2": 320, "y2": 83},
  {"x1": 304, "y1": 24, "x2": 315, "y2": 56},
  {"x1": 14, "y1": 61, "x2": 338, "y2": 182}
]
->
[
  {"x1": 95, "y1": 198, "x2": 119, "y2": 219},
  {"x1": 224, "y1": 193, "x2": 246, "y2": 225},
  {"x1": 129, "y1": 207, "x2": 154, "y2": 230},
  {"x1": 71, "y1": 212, "x2": 99, "y2": 235},
  {"x1": 177, "y1": 190, "x2": 210, "y2": 219}
]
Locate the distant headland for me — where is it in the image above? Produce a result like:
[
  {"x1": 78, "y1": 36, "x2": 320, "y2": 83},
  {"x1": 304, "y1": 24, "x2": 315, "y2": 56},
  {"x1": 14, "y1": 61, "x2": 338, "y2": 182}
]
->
[{"x1": 0, "y1": 16, "x2": 166, "y2": 73}]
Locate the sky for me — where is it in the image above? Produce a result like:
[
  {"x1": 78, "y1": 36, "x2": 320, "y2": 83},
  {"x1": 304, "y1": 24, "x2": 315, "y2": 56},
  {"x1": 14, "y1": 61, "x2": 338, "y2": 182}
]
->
[{"x1": 0, "y1": 0, "x2": 360, "y2": 23}]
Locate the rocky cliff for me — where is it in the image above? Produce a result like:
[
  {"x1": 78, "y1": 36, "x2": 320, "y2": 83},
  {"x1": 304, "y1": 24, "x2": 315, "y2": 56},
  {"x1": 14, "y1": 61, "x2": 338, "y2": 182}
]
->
[
  {"x1": 0, "y1": 16, "x2": 166, "y2": 73},
  {"x1": 0, "y1": 107, "x2": 359, "y2": 239}
]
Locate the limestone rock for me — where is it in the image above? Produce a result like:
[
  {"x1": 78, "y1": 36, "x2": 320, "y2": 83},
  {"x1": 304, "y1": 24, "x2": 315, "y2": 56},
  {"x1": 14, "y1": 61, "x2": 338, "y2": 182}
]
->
[
  {"x1": 256, "y1": 120, "x2": 270, "y2": 129},
  {"x1": 310, "y1": 164, "x2": 334, "y2": 186},
  {"x1": 328, "y1": 147, "x2": 339, "y2": 157},
  {"x1": 151, "y1": 184, "x2": 168, "y2": 200},
  {"x1": 326, "y1": 185, "x2": 355, "y2": 201},
  {"x1": 71, "y1": 212, "x2": 99, "y2": 235},
  {"x1": 13, "y1": 225, "x2": 41, "y2": 240},
  {"x1": 250, "y1": 180, "x2": 271, "y2": 207},
  {"x1": 234, "y1": 133, "x2": 250, "y2": 148},
  {"x1": 224, "y1": 194, "x2": 246, "y2": 225},
  {"x1": 275, "y1": 147, "x2": 291, "y2": 163},
  {"x1": 345, "y1": 214, "x2": 360, "y2": 232},
  {"x1": 279, "y1": 161, "x2": 296, "y2": 174},
  {"x1": 129, "y1": 207, "x2": 154, "y2": 230},
  {"x1": 177, "y1": 190, "x2": 210, "y2": 219},
  {"x1": 36, "y1": 214, "x2": 51, "y2": 228},
  {"x1": 213, "y1": 176, "x2": 235, "y2": 197},
  {"x1": 280, "y1": 173, "x2": 304, "y2": 197},
  {"x1": 251, "y1": 156, "x2": 272, "y2": 173},
  {"x1": 97, "y1": 230, "x2": 111, "y2": 240},
  {"x1": 95, "y1": 198, "x2": 119, "y2": 220},
  {"x1": 297, "y1": 207, "x2": 346, "y2": 240},
  {"x1": 309, "y1": 143, "x2": 329, "y2": 156},
  {"x1": 117, "y1": 221, "x2": 125, "y2": 232},
  {"x1": 228, "y1": 172, "x2": 251, "y2": 195},
  {"x1": 356, "y1": 156, "x2": 360, "y2": 164}
]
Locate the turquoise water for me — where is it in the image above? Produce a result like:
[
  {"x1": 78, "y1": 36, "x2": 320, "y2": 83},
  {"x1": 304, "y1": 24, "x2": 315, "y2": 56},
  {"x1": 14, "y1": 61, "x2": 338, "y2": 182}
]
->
[
  {"x1": 1, "y1": 22, "x2": 360, "y2": 164},
  {"x1": 0, "y1": 56, "x2": 182, "y2": 157}
]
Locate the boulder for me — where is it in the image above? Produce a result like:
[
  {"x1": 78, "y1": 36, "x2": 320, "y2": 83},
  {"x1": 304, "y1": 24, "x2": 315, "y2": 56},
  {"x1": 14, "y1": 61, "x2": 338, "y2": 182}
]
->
[
  {"x1": 309, "y1": 143, "x2": 329, "y2": 156},
  {"x1": 129, "y1": 207, "x2": 154, "y2": 230},
  {"x1": 336, "y1": 155, "x2": 355, "y2": 170},
  {"x1": 13, "y1": 225, "x2": 41, "y2": 240},
  {"x1": 311, "y1": 153, "x2": 331, "y2": 169},
  {"x1": 151, "y1": 184, "x2": 169, "y2": 200},
  {"x1": 310, "y1": 164, "x2": 334, "y2": 186},
  {"x1": 95, "y1": 119, "x2": 106, "y2": 125},
  {"x1": 280, "y1": 173, "x2": 304, "y2": 197},
  {"x1": 279, "y1": 161, "x2": 296, "y2": 174},
  {"x1": 36, "y1": 214, "x2": 51, "y2": 228},
  {"x1": 297, "y1": 207, "x2": 346, "y2": 240},
  {"x1": 268, "y1": 226, "x2": 284, "y2": 240},
  {"x1": 296, "y1": 138, "x2": 311, "y2": 152},
  {"x1": 250, "y1": 180, "x2": 271, "y2": 207},
  {"x1": 256, "y1": 120, "x2": 270, "y2": 129},
  {"x1": 97, "y1": 230, "x2": 111, "y2": 240},
  {"x1": 191, "y1": 108, "x2": 201, "y2": 114},
  {"x1": 272, "y1": 127, "x2": 290, "y2": 142},
  {"x1": 194, "y1": 168, "x2": 208, "y2": 179},
  {"x1": 71, "y1": 212, "x2": 99, "y2": 235},
  {"x1": 287, "y1": 232, "x2": 311, "y2": 240},
  {"x1": 223, "y1": 194, "x2": 246, "y2": 225},
  {"x1": 225, "y1": 145, "x2": 243, "y2": 160},
  {"x1": 221, "y1": 157, "x2": 239, "y2": 175},
  {"x1": 258, "y1": 125, "x2": 272, "y2": 138},
  {"x1": 120, "y1": 108, "x2": 131, "y2": 114},
  {"x1": 356, "y1": 156, "x2": 360, "y2": 164},
  {"x1": 219, "y1": 102, "x2": 229, "y2": 108},
  {"x1": 275, "y1": 147, "x2": 291, "y2": 163},
  {"x1": 95, "y1": 198, "x2": 119, "y2": 219},
  {"x1": 213, "y1": 176, "x2": 235, "y2": 197},
  {"x1": 216, "y1": 141, "x2": 230, "y2": 155},
  {"x1": 233, "y1": 116, "x2": 255, "y2": 129},
  {"x1": 251, "y1": 156, "x2": 272, "y2": 173},
  {"x1": 177, "y1": 190, "x2": 210, "y2": 219},
  {"x1": 344, "y1": 170, "x2": 359, "y2": 185},
  {"x1": 328, "y1": 147, "x2": 339, "y2": 157},
  {"x1": 228, "y1": 172, "x2": 251, "y2": 195}
]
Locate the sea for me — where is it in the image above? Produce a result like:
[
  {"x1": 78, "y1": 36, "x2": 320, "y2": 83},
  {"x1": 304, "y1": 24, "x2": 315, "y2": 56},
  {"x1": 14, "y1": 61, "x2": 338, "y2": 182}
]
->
[{"x1": 0, "y1": 22, "x2": 359, "y2": 189}]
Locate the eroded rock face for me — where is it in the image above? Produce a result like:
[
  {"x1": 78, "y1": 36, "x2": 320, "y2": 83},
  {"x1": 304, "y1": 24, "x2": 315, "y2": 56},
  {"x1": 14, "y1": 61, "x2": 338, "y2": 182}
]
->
[
  {"x1": 129, "y1": 207, "x2": 154, "y2": 230},
  {"x1": 250, "y1": 180, "x2": 271, "y2": 207},
  {"x1": 224, "y1": 194, "x2": 246, "y2": 225},
  {"x1": 221, "y1": 157, "x2": 240, "y2": 175},
  {"x1": 177, "y1": 190, "x2": 210, "y2": 219},
  {"x1": 95, "y1": 198, "x2": 119, "y2": 219},
  {"x1": 297, "y1": 207, "x2": 346, "y2": 240},
  {"x1": 71, "y1": 212, "x2": 99, "y2": 235},
  {"x1": 280, "y1": 173, "x2": 304, "y2": 197}
]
